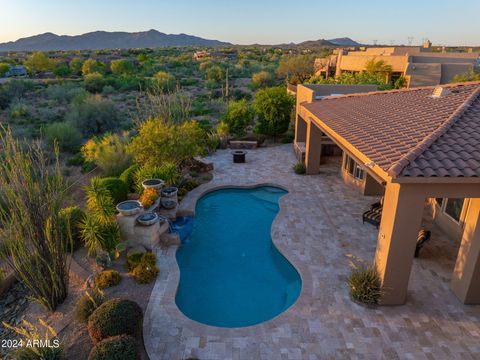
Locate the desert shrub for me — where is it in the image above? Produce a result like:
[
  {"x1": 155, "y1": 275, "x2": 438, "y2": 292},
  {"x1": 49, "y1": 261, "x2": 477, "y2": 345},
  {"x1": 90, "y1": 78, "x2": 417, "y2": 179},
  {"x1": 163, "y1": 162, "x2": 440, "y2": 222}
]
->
[
  {"x1": 253, "y1": 86, "x2": 295, "y2": 141},
  {"x1": 110, "y1": 59, "x2": 134, "y2": 76},
  {"x1": 293, "y1": 162, "x2": 306, "y2": 175},
  {"x1": 9, "y1": 99, "x2": 30, "y2": 118},
  {"x1": 81, "y1": 133, "x2": 132, "y2": 176},
  {"x1": 97, "y1": 177, "x2": 129, "y2": 204},
  {"x1": 251, "y1": 71, "x2": 273, "y2": 88},
  {"x1": 82, "y1": 59, "x2": 106, "y2": 76},
  {"x1": 132, "y1": 262, "x2": 159, "y2": 284},
  {"x1": 88, "y1": 334, "x2": 138, "y2": 360},
  {"x1": 223, "y1": 99, "x2": 254, "y2": 138},
  {"x1": 139, "y1": 188, "x2": 158, "y2": 208},
  {"x1": 133, "y1": 162, "x2": 180, "y2": 193},
  {"x1": 75, "y1": 289, "x2": 106, "y2": 323},
  {"x1": 60, "y1": 206, "x2": 86, "y2": 251},
  {"x1": 95, "y1": 270, "x2": 122, "y2": 290},
  {"x1": 67, "y1": 95, "x2": 119, "y2": 136},
  {"x1": 46, "y1": 83, "x2": 87, "y2": 104},
  {"x1": 128, "y1": 119, "x2": 206, "y2": 167},
  {"x1": 3, "y1": 320, "x2": 64, "y2": 360},
  {"x1": 81, "y1": 216, "x2": 120, "y2": 255},
  {"x1": 45, "y1": 122, "x2": 83, "y2": 153},
  {"x1": 126, "y1": 251, "x2": 156, "y2": 272},
  {"x1": 66, "y1": 152, "x2": 85, "y2": 167},
  {"x1": 102, "y1": 85, "x2": 116, "y2": 95},
  {"x1": 152, "y1": 71, "x2": 176, "y2": 92},
  {"x1": 87, "y1": 298, "x2": 143, "y2": 343},
  {"x1": 84, "y1": 72, "x2": 105, "y2": 93},
  {"x1": 348, "y1": 263, "x2": 382, "y2": 305},
  {"x1": 119, "y1": 164, "x2": 140, "y2": 192}
]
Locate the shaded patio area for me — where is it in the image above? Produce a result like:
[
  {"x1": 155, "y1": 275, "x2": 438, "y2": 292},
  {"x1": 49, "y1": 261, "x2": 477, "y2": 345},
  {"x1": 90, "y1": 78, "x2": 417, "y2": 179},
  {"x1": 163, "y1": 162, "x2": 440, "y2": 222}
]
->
[{"x1": 144, "y1": 145, "x2": 480, "y2": 360}]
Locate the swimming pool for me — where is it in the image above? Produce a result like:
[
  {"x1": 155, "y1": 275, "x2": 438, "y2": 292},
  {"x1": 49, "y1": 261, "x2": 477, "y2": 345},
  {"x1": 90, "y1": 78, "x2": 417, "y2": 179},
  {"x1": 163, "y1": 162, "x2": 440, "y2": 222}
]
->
[{"x1": 175, "y1": 186, "x2": 301, "y2": 328}]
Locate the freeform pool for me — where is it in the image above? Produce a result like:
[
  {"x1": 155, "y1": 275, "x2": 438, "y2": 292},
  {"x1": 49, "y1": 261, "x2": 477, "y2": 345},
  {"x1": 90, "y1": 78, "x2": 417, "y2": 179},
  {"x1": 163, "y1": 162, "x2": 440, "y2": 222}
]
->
[{"x1": 175, "y1": 186, "x2": 301, "y2": 328}]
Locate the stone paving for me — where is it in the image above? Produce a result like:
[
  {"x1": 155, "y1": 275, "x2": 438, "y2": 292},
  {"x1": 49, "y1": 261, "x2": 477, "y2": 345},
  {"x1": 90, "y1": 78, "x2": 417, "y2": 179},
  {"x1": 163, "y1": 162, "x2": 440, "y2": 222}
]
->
[{"x1": 144, "y1": 145, "x2": 480, "y2": 360}]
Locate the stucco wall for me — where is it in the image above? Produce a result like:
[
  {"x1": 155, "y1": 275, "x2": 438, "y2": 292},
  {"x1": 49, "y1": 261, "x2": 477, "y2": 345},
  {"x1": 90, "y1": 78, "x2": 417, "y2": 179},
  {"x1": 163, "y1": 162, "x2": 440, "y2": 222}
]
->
[{"x1": 429, "y1": 199, "x2": 466, "y2": 242}]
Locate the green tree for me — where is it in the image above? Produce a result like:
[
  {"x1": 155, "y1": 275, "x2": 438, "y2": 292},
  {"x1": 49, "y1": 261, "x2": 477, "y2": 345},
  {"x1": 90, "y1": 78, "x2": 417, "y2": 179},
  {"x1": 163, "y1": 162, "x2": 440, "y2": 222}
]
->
[
  {"x1": 364, "y1": 58, "x2": 393, "y2": 75},
  {"x1": 223, "y1": 99, "x2": 254, "y2": 137},
  {"x1": 251, "y1": 71, "x2": 273, "y2": 88},
  {"x1": 70, "y1": 58, "x2": 84, "y2": 75},
  {"x1": 452, "y1": 70, "x2": 480, "y2": 83},
  {"x1": 0, "y1": 63, "x2": 9, "y2": 77},
  {"x1": 205, "y1": 65, "x2": 225, "y2": 82},
  {"x1": 110, "y1": 59, "x2": 134, "y2": 75},
  {"x1": 253, "y1": 86, "x2": 295, "y2": 140},
  {"x1": 82, "y1": 59, "x2": 106, "y2": 76},
  {"x1": 128, "y1": 118, "x2": 206, "y2": 167},
  {"x1": 277, "y1": 55, "x2": 314, "y2": 84},
  {"x1": 24, "y1": 52, "x2": 53, "y2": 73},
  {"x1": 53, "y1": 62, "x2": 71, "y2": 77}
]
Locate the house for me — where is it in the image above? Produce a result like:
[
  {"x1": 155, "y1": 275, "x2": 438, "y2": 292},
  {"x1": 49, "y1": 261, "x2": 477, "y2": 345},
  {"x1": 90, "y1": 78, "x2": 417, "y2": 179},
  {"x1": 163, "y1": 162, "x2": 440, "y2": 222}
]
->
[
  {"x1": 315, "y1": 41, "x2": 480, "y2": 87},
  {"x1": 294, "y1": 82, "x2": 480, "y2": 305},
  {"x1": 5, "y1": 65, "x2": 27, "y2": 77}
]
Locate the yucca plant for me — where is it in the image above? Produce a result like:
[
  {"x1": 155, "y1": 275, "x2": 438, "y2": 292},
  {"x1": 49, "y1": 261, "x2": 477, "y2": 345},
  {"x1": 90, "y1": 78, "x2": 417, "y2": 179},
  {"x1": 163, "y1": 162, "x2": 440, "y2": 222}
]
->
[
  {"x1": 0, "y1": 127, "x2": 70, "y2": 311},
  {"x1": 348, "y1": 261, "x2": 383, "y2": 306}
]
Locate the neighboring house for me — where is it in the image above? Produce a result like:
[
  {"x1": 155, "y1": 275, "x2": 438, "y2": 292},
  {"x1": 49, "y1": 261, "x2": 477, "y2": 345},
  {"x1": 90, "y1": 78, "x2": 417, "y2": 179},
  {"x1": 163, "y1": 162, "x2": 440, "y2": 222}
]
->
[
  {"x1": 315, "y1": 41, "x2": 480, "y2": 87},
  {"x1": 193, "y1": 50, "x2": 237, "y2": 61},
  {"x1": 294, "y1": 82, "x2": 480, "y2": 305},
  {"x1": 5, "y1": 65, "x2": 27, "y2": 77}
]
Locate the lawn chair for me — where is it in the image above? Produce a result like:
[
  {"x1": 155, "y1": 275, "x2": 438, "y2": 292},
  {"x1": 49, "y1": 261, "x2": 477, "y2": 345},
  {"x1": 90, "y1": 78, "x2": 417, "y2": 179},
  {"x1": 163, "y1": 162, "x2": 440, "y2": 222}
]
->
[
  {"x1": 362, "y1": 201, "x2": 383, "y2": 228},
  {"x1": 415, "y1": 229, "x2": 431, "y2": 258}
]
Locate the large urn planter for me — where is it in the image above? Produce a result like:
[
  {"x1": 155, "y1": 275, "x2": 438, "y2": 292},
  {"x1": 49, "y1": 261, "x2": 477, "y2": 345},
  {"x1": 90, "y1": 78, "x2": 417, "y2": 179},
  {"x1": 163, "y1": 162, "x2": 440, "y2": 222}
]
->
[
  {"x1": 116, "y1": 200, "x2": 143, "y2": 216},
  {"x1": 137, "y1": 212, "x2": 159, "y2": 226},
  {"x1": 142, "y1": 179, "x2": 165, "y2": 191},
  {"x1": 161, "y1": 186, "x2": 178, "y2": 198}
]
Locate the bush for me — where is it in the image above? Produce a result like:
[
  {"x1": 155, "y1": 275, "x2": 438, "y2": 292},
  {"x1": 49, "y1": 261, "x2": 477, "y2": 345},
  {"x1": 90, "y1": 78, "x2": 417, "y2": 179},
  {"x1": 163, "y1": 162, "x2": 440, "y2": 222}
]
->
[
  {"x1": 251, "y1": 71, "x2": 273, "y2": 88},
  {"x1": 95, "y1": 270, "x2": 122, "y2": 290},
  {"x1": 81, "y1": 133, "x2": 132, "y2": 176},
  {"x1": 87, "y1": 298, "x2": 143, "y2": 343},
  {"x1": 88, "y1": 334, "x2": 138, "y2": 360},
  {"x1": 128, "y1": 119, "x2": 206, "y2": 168},
  {"x1": 348, "y1": 264, "x2": 382, "y2": 305},
  {"x1": 132, "y1": 262, "x2": 159, "y2": 284},
  {"x1": 126, "y1": 251, "x2": 156, "y2": 272},
  {"x1": 119, "y1": 164, "x2": 140, "y2": 193},
  {"x1": 84, "y1": 72, "x2": 105, "y2": 93},
  {"x1": 9, "y1": 99, "x2": 29, "y2": 118},
  {"x1": 293, "y1": 162, "x2": 306, "y2": 175},
  {"x1": 80, "y1": 216, "x2": 120, "y2": 255},
  {"x1": 67, "y1": 95, "x2": 119, "y2": 136},
  {"x1": 75, "y1": 289, "x2": 106, "y2": 323},
  {"x1": 45, "y1": 122, "x2": 83, "y2": 153},
  {"x1": 133, "y1": 163, "x2": 179, "y2": 193},
  {"x1": 60, "y1": 206, "x2": 86, "y2": 251},
  {"x1": 97, "y1": 177, "x2": 129, "y2": 204},
  {"x1": 223, "y1": 99, "x2": 254, "y2": 138}
]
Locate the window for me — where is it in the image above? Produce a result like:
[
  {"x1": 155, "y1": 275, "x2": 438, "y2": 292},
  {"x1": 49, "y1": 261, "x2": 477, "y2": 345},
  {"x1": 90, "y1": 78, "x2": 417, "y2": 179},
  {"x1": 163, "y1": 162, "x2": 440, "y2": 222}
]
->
[
  {"x1": 444, "y1": 198, "x2": 465, "y2": 223},
  {"x1": 344, "y1": 154, "x2": 365, "y2": 180},
  {"x1": 435, "y1": 198, "x2": 444, "y2": 207}
]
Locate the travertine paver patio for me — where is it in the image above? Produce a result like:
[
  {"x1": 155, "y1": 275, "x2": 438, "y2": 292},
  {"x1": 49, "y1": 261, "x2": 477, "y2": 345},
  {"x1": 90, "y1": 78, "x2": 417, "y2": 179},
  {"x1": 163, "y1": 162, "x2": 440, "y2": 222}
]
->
[{"x1": 144, "y1": 145, "x2": 480, "y2": 360}]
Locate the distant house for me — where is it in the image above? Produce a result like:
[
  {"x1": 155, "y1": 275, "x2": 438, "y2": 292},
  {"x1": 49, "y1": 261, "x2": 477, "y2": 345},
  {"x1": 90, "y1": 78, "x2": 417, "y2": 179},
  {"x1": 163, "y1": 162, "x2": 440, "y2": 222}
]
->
[
  {"x1": 193, "y1": 50, "x2": 237, "y2": 61},
  {"x1": 5, "y1": 65, "x2": 27, "y2": 77},
  {"x1": 316, "y1": 41, "x2": 480, "y2": 87},
  {"x1": 193, "y1": 51, "x2": 211, "y2": 61}
]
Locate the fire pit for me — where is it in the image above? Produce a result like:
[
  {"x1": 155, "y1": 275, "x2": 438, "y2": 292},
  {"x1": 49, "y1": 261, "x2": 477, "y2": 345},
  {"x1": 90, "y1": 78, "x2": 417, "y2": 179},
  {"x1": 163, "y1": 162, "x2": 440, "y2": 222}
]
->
[{"x1": 232, "y1": 150, "x2": 246, "y2": 163}]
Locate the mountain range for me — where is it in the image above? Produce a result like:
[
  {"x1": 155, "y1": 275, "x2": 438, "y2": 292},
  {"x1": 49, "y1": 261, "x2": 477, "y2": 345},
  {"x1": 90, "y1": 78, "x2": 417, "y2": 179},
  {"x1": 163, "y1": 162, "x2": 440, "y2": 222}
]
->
[{"x1": 0, "y1": 30, "x2": 362, "y2": 51}]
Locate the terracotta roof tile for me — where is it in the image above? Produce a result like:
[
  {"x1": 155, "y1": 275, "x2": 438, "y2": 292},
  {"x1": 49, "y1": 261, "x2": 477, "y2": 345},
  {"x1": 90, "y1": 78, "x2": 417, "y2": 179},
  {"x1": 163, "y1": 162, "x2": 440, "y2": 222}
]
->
[{"x1": 303, "y1": 82, "x2": 480, "y2": 178}]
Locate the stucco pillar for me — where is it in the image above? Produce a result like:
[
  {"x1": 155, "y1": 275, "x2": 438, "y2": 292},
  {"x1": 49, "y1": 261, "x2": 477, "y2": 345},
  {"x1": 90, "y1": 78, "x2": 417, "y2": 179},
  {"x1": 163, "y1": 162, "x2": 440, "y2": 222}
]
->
[
  {"x1": 295, "y1": 115, "x2": 307, "y2": 143},
  {"x1": 451, "y1": 198, "x2": 480, "y2": 304},
  {"x1": 374, "y1": 183, "x2": 425, "y2": 305},
  {"x1": 305, "y1": 120, "x2": 322, "y2": 175}
]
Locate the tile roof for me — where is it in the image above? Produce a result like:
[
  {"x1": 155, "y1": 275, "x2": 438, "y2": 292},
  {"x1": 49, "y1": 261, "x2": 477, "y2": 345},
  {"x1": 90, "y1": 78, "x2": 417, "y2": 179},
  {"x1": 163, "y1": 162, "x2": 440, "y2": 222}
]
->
[{"x1": 303, "y1": 82, "x2": 480, "y2": 178}]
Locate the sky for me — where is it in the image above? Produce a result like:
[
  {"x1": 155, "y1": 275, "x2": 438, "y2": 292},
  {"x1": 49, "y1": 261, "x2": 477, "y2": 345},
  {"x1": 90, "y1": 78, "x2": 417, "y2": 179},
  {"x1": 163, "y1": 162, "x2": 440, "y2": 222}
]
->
[{"x1": 0, "y1": 0, "x2": 479, "y2": 46}]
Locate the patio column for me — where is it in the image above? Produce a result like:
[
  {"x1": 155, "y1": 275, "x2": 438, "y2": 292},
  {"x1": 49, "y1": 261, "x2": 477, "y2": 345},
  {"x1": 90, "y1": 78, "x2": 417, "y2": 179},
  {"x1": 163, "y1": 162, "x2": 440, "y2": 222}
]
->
[
  {"x1": 451, "y1": 198, "x2": 480, "y2": 304},
  {"x1": 295, "y1": 115, "x2": 307, "y2": 143},
  {"x1": 374, "y1": 182, "x2": 425, "y2": 305},
  {"x1": 305, "y1": 120, "x2": 322, "y2": 175}
]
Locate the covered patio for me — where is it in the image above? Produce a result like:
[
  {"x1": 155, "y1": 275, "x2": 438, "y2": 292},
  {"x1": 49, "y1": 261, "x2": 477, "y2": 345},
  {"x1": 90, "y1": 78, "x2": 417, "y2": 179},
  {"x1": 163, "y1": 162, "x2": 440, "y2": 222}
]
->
[
  {"x1": 295, "y1": 82, "x2": 480, "y2": 305},
  {"x1": 144, "y1": 145, "x2": 480, "y2": 360}
]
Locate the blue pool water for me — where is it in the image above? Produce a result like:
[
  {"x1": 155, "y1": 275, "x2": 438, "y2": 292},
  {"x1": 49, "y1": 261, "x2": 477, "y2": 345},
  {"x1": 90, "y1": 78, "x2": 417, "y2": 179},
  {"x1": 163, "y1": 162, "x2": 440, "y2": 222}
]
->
[{"x1": 175, "y1": 186, "x2": 301, "y2": 328}]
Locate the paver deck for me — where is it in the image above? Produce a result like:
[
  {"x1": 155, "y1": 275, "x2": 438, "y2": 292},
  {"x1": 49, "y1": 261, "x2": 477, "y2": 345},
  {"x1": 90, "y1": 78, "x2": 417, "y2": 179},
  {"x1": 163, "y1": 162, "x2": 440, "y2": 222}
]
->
[{"x1": 144, "y1": 145, "x2": 480, "y2": 360}]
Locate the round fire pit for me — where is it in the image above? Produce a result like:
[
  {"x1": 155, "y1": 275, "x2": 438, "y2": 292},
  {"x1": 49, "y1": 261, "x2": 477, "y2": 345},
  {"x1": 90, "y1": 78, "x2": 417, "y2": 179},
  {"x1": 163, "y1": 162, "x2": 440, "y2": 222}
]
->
[
  {"x1": 116, "y1": 200, "x2": 142, "y2": 216},
  {"x1": 137, "y1": 212, "x2": 159, "y2": 226},
  {"x1": 161, "y1": 186, "x2": 178, "y2": 198},
  {"x1": 231, "y1": 150, "x2": 246, "y2": 163},
  {"x1": 142, "y1": 179, "x2": 165, "y2": 191}
]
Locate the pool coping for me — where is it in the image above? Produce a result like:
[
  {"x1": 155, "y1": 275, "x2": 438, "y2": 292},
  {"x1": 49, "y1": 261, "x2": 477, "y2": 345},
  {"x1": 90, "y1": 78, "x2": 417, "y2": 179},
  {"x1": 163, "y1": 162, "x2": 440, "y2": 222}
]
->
[{"x1": 143, "y1": 180, "x2": 314, "y2": 359}]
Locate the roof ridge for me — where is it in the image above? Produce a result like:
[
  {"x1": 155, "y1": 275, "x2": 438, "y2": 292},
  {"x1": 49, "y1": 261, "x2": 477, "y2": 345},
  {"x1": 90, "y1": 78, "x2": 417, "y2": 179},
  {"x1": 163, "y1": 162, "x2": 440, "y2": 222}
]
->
[
  {"x1": 387, "y1": 84, "x2": 480, "y2": 178},
  {"x1": 315, "y1": 81, "x2": 480, "y2": 101}
]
